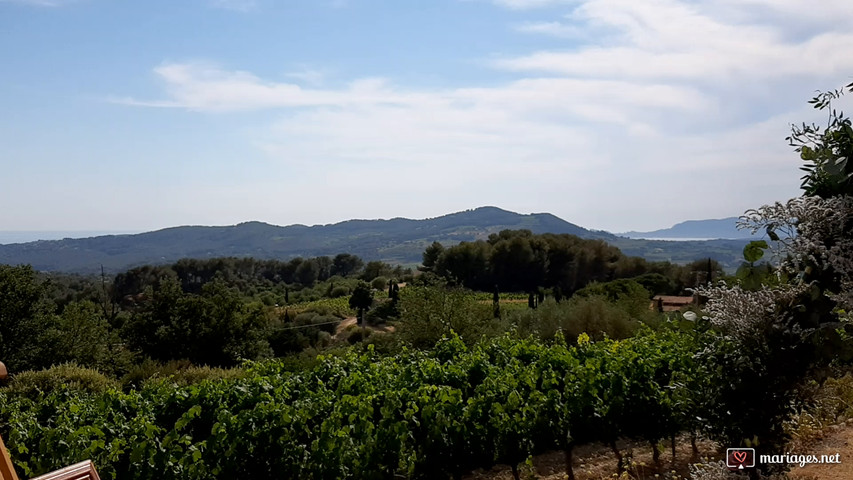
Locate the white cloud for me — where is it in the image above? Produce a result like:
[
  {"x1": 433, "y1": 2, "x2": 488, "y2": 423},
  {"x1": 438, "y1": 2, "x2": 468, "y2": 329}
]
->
[
  {"x1": 501, "y1": 0, "x2": 853, "y2": 83},
  {"x1": 484, "y1": 0, "x2": 577, "y2": 9},
  {"x1": 284, "y1": 67, "x2": 329, "y2": 87},
  {"x1": 115, "y1": 0, "x2": 853, "y2": 230},
  {"x1": 515, "y1": 20, "x2": 585, "y2": 38}
]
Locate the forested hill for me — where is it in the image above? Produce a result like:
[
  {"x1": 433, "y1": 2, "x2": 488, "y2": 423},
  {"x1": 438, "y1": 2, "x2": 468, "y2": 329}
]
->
[{"x1": 0, "y1": 207, "x2": 617, "y2": 273}]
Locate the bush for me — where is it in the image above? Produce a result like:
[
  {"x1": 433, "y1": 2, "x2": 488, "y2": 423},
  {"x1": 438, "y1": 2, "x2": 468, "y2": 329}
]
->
[
  {"x1": 145, "y1": 365, "x2": 247, "y2": 387},
  {"x1": 330, "y1": 286, "x2": 350, "y2": 298},
  {"x1": 120, "y1": 358, "x2": 194, "y2": 389},
  {"x1": 268, "y1": 313, "x2": 341, "y2": 356},
  {"x1": 397, "y1": 286, "x2": 498, "y2": 348},
  {"x1": 344, "y1": 326, "x2": 372, "y2": 344},
  {"x1": 371, "y1": 276, "x2": 389, "y2": 291},
  {"x1": 364, "y1": 298, "x2": 398, "y2": 324},
  {"x1": 509, "y1": 296, "x2": 640, "y2": 342},
  {"x1": 5, "y1": 363, "x2": 118, "y2": 398}
]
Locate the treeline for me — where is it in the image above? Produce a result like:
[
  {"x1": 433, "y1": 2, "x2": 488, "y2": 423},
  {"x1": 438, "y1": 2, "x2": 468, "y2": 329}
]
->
[
  {"x1": 0, "y1": 252, "x2": 412, "y2": 376},
  {"x1": 112, "y1": 254, "x2": 411, "y2": 305},
  {"x1": 422, "y1": 229, "x2": 725, "y2": 295}
]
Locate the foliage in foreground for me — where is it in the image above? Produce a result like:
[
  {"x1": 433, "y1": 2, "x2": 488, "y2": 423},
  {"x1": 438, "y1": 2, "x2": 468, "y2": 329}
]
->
[
  {"x1": 694, "y1": 80, "x2": 853, "y2": 477},
  {"x1": 1, "y1": 328, "x2": 719, "y2": 480}
]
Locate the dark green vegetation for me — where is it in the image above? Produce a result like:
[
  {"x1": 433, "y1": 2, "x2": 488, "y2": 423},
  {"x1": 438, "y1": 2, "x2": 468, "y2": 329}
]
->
[
  {"x1": 0, "y1": 329, "x2": 719, "y2": 480},
  {"x1": 2, "y1": 81, "x2": 853, "y2": 480},
  {"x1": 0, "y1": 232, "x2": 720, "y2": 376},
  {"x1": 422, "y1": 230, "x2": 726, "y2": 294},
  {"x1": 0, "y1": 254, "x2": 413, "y2": 375},
  {"x1": 0, "y1": 206, "x2": 750, "y2": 273}
]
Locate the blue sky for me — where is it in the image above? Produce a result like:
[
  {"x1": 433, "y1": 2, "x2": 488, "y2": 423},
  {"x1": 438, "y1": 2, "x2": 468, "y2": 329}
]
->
[{"x1": 1, "y1": 0, "x2": 852, "y2": 234}]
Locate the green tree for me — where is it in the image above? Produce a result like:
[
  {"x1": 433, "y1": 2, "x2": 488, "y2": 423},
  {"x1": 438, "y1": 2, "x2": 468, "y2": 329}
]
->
[
  {"x1": 361, "y1": 261, "x2": 394, "y2": 282},
  {"x1": 295, "y1": 259, "x2": 319, "y2": 286},
  {"x1": 419, "y1": 241, "x2": 444, "y2": 273},
  {"x1": 349, "y1": 281, "x2": 373, "y2": 326},
  {"x1": 0, "y1": 265, "x2": 57, "y2": 372},
  {"x1": 331, "y1": 253, "x2": 364, "y2": 277},
  {"x1": 46, "y1": 301, "x2": 130, "y2": 376},
  {"x1": 123, "y1": 277, "x2": 270, "y2": 366}
]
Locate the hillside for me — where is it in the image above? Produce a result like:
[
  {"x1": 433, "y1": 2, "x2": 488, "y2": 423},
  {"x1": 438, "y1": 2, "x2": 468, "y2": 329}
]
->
[
  {"x1": 619, "y1": 217, "x2": 755, "y2": 240},
  {"x1": 0, "y1": 206, "x2": 751, "y2": 273},
  {"x1": 0, "y1": 207, "x2": 613, "y2": 273}
]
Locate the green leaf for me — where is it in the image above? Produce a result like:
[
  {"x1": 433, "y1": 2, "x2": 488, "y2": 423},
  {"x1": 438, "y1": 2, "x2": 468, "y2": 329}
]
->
[{"x1": 743, "y1": 240, "x2": 769, "y2": 263}]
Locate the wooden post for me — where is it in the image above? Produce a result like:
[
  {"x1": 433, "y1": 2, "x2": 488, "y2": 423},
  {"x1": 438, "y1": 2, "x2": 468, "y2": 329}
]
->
[{"x1": 0, "y1": 435, "x2": 20, "y2": 480}]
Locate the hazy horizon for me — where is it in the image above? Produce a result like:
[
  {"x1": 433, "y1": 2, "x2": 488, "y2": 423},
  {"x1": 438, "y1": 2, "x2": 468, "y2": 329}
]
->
[
  {"x1": 0, "y1": 207, "x2": 746, "y2": 245},
  {"x1": 3, "y1": 0, "x2": 850, "y2": 232}
]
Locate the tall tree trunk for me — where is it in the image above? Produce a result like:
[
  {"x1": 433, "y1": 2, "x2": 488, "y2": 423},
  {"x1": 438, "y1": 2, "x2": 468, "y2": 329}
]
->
[{"x1": 511, "y1": 463, "x2": 520, "y2": 480}]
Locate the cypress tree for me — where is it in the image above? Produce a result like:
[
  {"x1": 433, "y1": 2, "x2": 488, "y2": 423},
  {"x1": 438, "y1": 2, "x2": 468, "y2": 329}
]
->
[{"x1": 493, "y1": 284, "x2": 501, "y2": 318}]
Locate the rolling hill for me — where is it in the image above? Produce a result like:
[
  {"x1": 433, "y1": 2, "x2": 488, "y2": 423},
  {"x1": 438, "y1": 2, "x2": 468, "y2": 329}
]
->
[
  {"x1": 619, "y1": 217, "x2": 755, "y2": 240},
  {"x1": 0, "y1": 207, "x2": 750, "y2": 273}
]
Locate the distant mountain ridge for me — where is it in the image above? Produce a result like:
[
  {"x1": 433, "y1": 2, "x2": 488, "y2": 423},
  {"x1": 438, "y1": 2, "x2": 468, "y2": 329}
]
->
[
  {"x1": 619, "y1": 217, "x2": 755, "y2": 240},
  {"x1": 0, "y1": 207, "x2": 614, "y2": 273},
  {"x1": 0, "y1": 207, "x2": 753, "y2": 274}
]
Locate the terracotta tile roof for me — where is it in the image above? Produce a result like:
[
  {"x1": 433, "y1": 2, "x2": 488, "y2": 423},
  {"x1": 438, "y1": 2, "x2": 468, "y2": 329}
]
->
[{"x1": 650, "y1": 295, "x2": 696, "y2": 312}]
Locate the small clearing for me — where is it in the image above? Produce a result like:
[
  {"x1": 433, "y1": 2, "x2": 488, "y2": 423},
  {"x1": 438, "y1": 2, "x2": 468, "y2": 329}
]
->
[{"x1": 333, "y1": 317, "x2": 395, "y2": 340}]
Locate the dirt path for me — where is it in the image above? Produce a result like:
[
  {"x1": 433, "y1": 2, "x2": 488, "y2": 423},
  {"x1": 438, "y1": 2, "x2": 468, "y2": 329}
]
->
[
  {"x1": 467, "y1": 420, "x2": 853, "y2": 480},
  {"x1": 333, "y1": 317, "x2": 395, "y2": 340},
  {"x1": 469, "y1": 435, "x2": 721, "y2": 480},
  {"x1": 790, "y1": 421, "x2": 853, "y2": 480}
]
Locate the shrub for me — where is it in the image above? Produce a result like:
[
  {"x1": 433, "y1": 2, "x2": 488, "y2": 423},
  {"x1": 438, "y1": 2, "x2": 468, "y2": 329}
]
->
[
  {"x1": 364, "y1": 298, "x2": 398, "y2": 324},
  {"x1": 344, "y1": 326, "x2": 372, "y2": 344},
  {"x1": 509, "y1": 296, "x2": 640, "y2": 342},
  {"x1": 145, "y1": 365, "x2": 247, "y2": 387},
  {"x1": 330, "y1": 286, "x2": 350, "y2": 298},
  {"x1": 120, "y1": 358, "x2": 194, "y2": 389},
  {"x1": 397, "y1": 286, "x2": 497, "y2": 348},
  {"x1": 371, "y1": 276, "x2": 389, "y2": 291},
  {"x1": 5, "y1": 363, "x2": 118, "y2": 398}
]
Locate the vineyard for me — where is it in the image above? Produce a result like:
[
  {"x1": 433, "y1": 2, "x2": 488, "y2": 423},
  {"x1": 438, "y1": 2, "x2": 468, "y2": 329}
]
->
[{"x1": 0, "y1": 327, "x2": 719, "y2": 480}]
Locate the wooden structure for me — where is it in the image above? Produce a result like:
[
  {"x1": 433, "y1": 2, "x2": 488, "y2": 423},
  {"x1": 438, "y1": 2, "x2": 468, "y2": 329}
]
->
[
  {"x1": 651, "y1": 295, "x2": 697, "y2": 312},
  {"x1": 2, "y1": 435, "x2": 101, "y2": 480},
  {"x1": 0, "y1": 435, "x2": 18, "y2": 480},
  {"x1": 31, "y1": 461, "x2": 101, "y2": 480}
]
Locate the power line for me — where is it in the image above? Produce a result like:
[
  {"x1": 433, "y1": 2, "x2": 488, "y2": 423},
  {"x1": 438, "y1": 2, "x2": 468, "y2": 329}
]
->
[{"x1": 270, "y1": 319, "x2": 347, "y2": 331}]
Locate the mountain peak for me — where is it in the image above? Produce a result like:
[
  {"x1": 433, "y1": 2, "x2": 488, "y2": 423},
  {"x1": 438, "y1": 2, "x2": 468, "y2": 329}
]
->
[{"x1": 0, "y1": 207, "x2": 597, "y2": 273}]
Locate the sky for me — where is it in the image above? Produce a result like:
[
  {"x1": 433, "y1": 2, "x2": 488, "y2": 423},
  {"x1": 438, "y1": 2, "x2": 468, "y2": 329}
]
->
[{"x1": 1, "y1": 0, "x2": 852, "y2": 234}]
